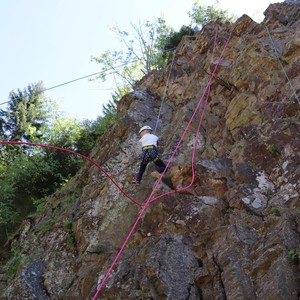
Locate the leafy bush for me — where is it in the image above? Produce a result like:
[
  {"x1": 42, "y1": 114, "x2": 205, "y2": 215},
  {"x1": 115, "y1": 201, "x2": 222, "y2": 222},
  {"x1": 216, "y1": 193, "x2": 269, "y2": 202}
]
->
[
  {"x1": 162, "y1": 25, "x2": 195, "y2": 60},
  {"x1": 76, "y1": 109, "x2": 121, "y2": 155}
]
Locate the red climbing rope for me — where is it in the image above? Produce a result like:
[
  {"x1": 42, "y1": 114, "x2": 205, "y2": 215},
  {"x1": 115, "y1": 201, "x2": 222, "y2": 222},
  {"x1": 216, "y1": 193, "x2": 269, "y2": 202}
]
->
[
  {"x1": 92, "y1": 27, "x2": 232, "y2": 299},
  {"x1": 150, "y1": 85, "x2": 210, "y2": 203},
  {"x1": 0, "y1": 140, "x2": 143, "y2": 207},
  {"x1": 150, "y1": 24, "x2": 220, "y2": 203}
]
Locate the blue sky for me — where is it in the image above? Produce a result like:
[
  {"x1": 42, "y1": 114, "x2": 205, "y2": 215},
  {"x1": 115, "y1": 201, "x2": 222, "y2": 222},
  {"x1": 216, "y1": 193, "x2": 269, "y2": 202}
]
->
[{"x1": 0, "y1": 0, "x2": 279, "y2": 121}]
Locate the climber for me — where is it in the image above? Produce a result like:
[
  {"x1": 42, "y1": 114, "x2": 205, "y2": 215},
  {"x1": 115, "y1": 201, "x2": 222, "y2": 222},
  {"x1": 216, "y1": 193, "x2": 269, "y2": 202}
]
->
[{"x1": 132, "y1": 125, "x2": 167, "y2": 185}]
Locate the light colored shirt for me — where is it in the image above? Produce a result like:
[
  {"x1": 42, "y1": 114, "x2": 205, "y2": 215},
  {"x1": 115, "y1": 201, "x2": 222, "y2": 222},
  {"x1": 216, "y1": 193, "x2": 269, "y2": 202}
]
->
[{"x1": 139, "y1": 133, "x2": 159, "y2": 147}]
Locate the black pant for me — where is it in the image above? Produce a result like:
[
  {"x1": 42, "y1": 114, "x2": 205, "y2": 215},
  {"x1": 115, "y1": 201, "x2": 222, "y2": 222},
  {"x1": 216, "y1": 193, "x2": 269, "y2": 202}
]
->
[{"x1": 136, "y1": 148, "x2": 166, "y2": 182}]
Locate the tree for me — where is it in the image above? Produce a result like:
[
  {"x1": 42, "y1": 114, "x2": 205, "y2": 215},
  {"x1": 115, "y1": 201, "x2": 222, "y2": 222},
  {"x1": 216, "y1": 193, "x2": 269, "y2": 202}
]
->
[
  {"x1": 161, "y1": 25, "x2": 195, "y2": 60},
  {"x1": 91, "y1": 5, "x2": 235, "y2": 115},
  {"x1": 0, "y1": 84, "x2": 86, "y2": 241},
  {"x1": 0, "y1": 178, "x2": 18, "y2": 238},
  {"x1": 0, "y1": 150, "x2": 61, "y2": 244},
  {"x1": 42, "y1": 116, "x2": 86, "y2": 178},
  {"x1": 91, "y1": 18, "x2": 173, "y2": 108},
  {"x1": 188, "y1": 1, "x2": 236, "y2": 27},
  {"x1": 0, "y1": 82, "x2": 49, "y2": 142},
  {"x1": 0, "y1": 201, "x2": 19, "y2": 245}
]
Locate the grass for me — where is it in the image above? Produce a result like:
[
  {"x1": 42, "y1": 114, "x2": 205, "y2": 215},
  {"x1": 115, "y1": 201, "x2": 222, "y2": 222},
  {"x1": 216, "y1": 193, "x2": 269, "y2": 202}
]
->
[
  {"x1": 270, "y1": 207, "x2": 280, "y2": 216},
  {"x1": 38, "y1": 219, "x2": 55, "y2": 233},
  {"x1": 288, "y1": 249, "x2": 299, "y2": 263},
  {"x1": 266, "y1": 143, "x2": 277, "y2": 155},
  {"x1": 64, "y1": 219, "x2": 76, "y2": 247},
  {"x1": 5, "y1": 255, "x2": 22, "y2": 278},
  {"x1": 5, "y1": 254, "x2": 35, "y2": 279}
]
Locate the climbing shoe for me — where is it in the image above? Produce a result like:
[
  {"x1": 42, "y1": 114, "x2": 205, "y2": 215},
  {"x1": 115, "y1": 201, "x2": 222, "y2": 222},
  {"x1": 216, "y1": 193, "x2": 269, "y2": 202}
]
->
[
  {"x1": 131, "y1": 180, "x2": 141, "y2": 185},
  {"x1": 150, "y1": 171, "x2": 161, "y2": 179}
]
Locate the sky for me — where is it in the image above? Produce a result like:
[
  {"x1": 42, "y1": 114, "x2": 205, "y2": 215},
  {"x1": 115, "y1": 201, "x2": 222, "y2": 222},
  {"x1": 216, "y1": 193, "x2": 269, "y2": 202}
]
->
[{"x1": 0, "y1": 0, "x2": 281, "y2": 121}]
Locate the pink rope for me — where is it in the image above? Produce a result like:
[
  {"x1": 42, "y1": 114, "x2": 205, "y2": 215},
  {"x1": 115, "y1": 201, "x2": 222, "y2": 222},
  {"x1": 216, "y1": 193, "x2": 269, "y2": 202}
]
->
[
  {"x1": 150, "y1": 85, "x2": 210, "y2": 203},
  {"x1": 92, "y1": 28, "x2": 232, "y2": 299},
  {"x1": 0, "y1": 140, "x2": 143, "y2": 207},
  {"x1": 150, "y1": 26, "x2": 220, "y2": 203}
]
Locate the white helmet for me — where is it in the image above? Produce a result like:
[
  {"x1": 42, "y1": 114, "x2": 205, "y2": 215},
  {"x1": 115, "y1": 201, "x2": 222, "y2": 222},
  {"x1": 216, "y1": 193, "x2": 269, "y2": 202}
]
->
[{"x1": 139, "y1": 125, "x2": 152, "y2": 134}]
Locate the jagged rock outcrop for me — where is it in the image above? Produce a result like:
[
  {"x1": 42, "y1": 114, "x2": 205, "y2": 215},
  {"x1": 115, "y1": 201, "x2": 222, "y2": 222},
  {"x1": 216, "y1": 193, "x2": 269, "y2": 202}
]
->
[{"x1": 1, "y1": 1, "x2": 300, "y2": 299}]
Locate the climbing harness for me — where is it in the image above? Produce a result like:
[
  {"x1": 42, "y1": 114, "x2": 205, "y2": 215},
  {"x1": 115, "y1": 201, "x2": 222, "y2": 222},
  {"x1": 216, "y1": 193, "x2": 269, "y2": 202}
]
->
[{"x1": 142, "y1": 145, "x2": 156, "y2": 150}]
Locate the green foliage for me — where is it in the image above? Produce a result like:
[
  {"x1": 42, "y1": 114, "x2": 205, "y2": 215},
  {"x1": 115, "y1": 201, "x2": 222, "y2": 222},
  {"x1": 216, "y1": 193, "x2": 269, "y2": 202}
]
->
[
  {"x1": 64, "y1": 219, "x2": 73, "y2": 231},
  {"x1": 91, "y1": 18, "x2": 173, "y2": 103},
  {"x1": 0, "y1": 82, "x2": 107, "y2": 254},
  {"x1": 188, "y1": 1, "x2": 236, "y2": 27},
  {"x1": 270, "y1": 207, "x2": 280, "y2": 216},
  {"x1": 0, "y1": 112, "x2": 94, "y2": 244},
  {"x1": 32, "y1": 197, "x2": 47, "y2": 212},
  {"x1": 125, "y1": 240, "x2": 135, "y2": 249},
  {"x1": 0, "y1": 139, "x2": 83, "y2": 239},
  {"x1": 1, "y1": 153, "x2": 61, "y2": 199},
  {"x1": 91, "y1": 3, "x2": 235, "y2": 111},
  {"x1": 0, "y1": 84, "x2": 80, "y2": 227},
  {"x1": 75, "y1": 109, "x2": 120, "y2": 156},
  {"x1": 41, "y1": 115, "x2": 99, "y2": 182},
  {"x1": 288, "y1": 249, "x2": 299, "y2": 263},
  {"x1": 92, "y1": 49, "x2": 141, "y2": 91},
  {"x1": 102, "y1": 85, "x2": 131, "y2": 116},
  {"x1": 65, "y1": 195, "x2": 77, "y2": 205},
  {"x1": 161, "y1": 25, "x2": 195, "y2": 60},
  {"x1": 74, "y1": 119, "x2": 98, "y2": 156},
  {"x1": 0, "y1": 202, "x2": 18, "y2": 226},
  {"x1": 266, "y1": 143, "x2": 277, "y2": 155},
  {"x1": 0, "y1": 178, "x2": 18, "y2": 227},
  {"x1": 64, "y1": 219, "x2": 76, "y2": 246},
  {"x1": 0, "y1": 82, "x2": 57, "y2": 252},
  {"x1": 44, "y1": 116, "x2": 82, "y2": 149},
  {"x1": 5, "y1": 240, "x2": 33, "y2": 278},
  {"x1": 95, "y1": 110, "x2": 121, "y2": 136},
  {"x1": 38, "y1": 219, "x2": 55, "y2": 233},
  {"x1": 67, "y1": 233, "x2": 76, "y2": 246},
  {"x1": 0, "y1": 82, "x2": 49, "y2": 141},
  {"x1": 5, "y1": 255, "x2": 22, "y2": 278}
]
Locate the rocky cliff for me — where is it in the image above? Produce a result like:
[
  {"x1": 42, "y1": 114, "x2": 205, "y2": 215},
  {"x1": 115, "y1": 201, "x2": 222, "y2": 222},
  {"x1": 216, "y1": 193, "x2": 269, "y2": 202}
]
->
[{"x1": 1, "y1": 1, "x2": 300, "y2": 299}]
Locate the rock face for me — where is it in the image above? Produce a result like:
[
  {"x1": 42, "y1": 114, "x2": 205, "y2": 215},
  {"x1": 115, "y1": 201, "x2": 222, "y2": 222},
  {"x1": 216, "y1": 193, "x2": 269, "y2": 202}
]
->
[{"x1": 1, "y1": 2, "x2": 300, "y2": 299}]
